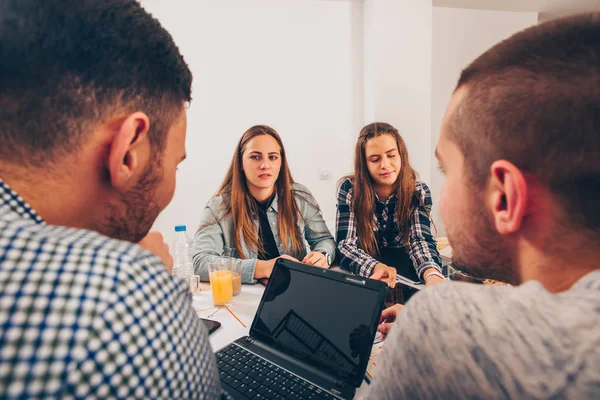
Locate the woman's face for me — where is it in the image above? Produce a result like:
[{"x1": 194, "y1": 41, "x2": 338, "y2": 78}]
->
[
  {"x1": 364, "y1": 134, "x2": 402, "y2": 189},
  {"x1": 242, "y1": 134, "x2": 282, "y2": 197}
]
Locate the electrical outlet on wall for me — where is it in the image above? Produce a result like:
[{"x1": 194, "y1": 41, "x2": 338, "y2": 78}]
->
[{"x1": 319, "y1": 169, "x2": 330, "y2": 181}]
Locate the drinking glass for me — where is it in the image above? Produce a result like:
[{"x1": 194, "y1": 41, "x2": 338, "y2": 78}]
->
[
  {"x1": 232, "y1": 262, "x2": 242, "y2": 296},
  {"x1": 208, "y1": 259, "x2": 233, "y2": 306}
]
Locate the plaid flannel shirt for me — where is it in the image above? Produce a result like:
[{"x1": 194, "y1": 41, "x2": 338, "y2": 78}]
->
[
  {"x1": 0, "y1": 179, "x2": 222, "y2": 399},
  {"x1": 335, "y1": 177, "x2": 442, "y2": 279}
]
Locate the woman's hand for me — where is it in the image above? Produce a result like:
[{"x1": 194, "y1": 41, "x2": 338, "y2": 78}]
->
[
  {"x1": 370, "y1": 263, "x2": 397, "y2": 288},
  {"x1": 254, "y1": 254, "x2": 299, "y2": 278},
  {"x1": 377, "y1": 304, "x2": 404, "y2": 339},
  {"x1": 423, "y1": 268, "x2": 446, "y2": 287},
  {"x1": 425, "y1": 274, "x2": 445, "y2": 286},
  {"x1": 302, "y1": 251, "x2": 329, "y2": 268}
]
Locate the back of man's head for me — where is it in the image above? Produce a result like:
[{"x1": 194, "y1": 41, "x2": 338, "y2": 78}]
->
[
  {"x1": 450, "y1": 12, "x2": 600, "y2": 236},
  {"x1": 0, "y1": 0, "x2": 192, "y2": 167}
]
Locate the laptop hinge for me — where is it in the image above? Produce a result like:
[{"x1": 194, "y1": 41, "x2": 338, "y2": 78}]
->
[{"x1": 250, "y1": 339, "x2": 347, "y2": 389}]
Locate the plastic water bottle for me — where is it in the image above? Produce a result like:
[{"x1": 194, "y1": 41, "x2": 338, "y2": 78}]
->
[{"x1": 172, "y1": 225, "x2": 195, "y2": 290}]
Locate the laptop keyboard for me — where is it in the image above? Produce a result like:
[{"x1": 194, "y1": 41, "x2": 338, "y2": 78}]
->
[{"x1": 216, "y1": 343, "x2": 338, "y2": 400}]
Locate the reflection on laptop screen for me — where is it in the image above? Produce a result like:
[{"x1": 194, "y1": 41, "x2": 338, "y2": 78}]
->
[{"x1": 252, "y1": 263, "x2": 381, "y2": 383}]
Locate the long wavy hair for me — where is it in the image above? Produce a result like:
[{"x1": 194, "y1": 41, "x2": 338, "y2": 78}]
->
[
  {"x1": 214, "y1": 125, "x2": 305, "y2": 258},
  {"x1": 346, "y1": 122, "x2": 425, "y2": 257}
]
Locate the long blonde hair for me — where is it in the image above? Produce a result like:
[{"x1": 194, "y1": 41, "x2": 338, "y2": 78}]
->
[{"x1": 215, "y1": 125, "x2": 305, "y2": 258}]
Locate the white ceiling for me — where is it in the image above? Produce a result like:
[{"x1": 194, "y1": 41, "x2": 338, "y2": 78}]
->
[{"x1": 433, "y1": 0, "x2": 600, "y2": 14}]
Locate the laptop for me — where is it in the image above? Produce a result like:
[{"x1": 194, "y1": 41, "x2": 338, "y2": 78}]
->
[{"x1": 215, "y1": 259, "x2": 388, "y2": 400}]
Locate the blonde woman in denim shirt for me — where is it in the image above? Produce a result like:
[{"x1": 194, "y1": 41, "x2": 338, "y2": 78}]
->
[{"x1": 193, "y1": 125, "x2": 335, "y2": 284}]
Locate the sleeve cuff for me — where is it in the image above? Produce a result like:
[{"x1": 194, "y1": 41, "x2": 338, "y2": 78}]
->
[
  {"x1": 417, "y1": 262, "x2": 443, "y2": 280},
  {"x1": 240, "y1": 258, "x2": 258, "y2": 284},
  {"x1": 360, "y1": 258, "x2": 380, "y2": 278}
]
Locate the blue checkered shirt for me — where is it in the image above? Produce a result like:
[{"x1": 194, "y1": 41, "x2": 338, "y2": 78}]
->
[
  {"x1": 0, "y1": 179, "x2": 221, "y2": 399},
  {"x1": 335, "y1": 177, "x2": 442, "y2": 279}
]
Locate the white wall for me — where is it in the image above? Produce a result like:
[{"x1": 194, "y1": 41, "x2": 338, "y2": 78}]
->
[
  {"x1": 142, "y1": 0, "x2": 363, "y2": 243},
  {"x1": 141, "y1": 0, "x2": 540, "y2": 243},
  {"x1": 363, "y1": 0, "x2": 433, "y2": 186},
  {"x1": 430, "y1": 7, "x2": 538, "y2": 235}
]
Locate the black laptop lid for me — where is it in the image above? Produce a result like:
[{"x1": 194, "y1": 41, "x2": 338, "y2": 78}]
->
[{"x1": 250, "y1": 259, "x2": 387, "y2": 387}]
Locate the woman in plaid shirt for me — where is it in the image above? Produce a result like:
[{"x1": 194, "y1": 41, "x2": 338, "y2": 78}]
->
[{"x1": 336, "y1": 122, "x2": 444, "y2": 291}]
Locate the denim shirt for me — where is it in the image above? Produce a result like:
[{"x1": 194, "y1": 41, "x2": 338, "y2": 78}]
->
[{"x1": 193, "y1": 183, "x2": 335, "y2": 284}]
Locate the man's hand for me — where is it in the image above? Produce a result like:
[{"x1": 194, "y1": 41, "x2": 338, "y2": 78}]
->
[
  {"x1": 377, "y1": 304, "x2": 404, "y2": 339},
  {"x1": 302, "y1": 251, "x2": 328, "y2": 268},
  {"x1": 138, "y1": 231, "x2": 173, "y2": 273},
  {"x1": 371, "y1": 263, "x2": 397, "y2": 288}
]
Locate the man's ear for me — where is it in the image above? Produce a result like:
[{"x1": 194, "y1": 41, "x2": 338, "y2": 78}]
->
[
  {"x1": 488, "y1": 160, "x2": 528, "y2": 235},
  {"x1": 106, "y1": 112, "x2": 151, "y2": 190}
]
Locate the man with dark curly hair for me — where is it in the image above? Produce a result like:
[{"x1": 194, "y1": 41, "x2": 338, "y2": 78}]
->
[{"x1": 0, "y1": 1, "x2": 221, "y2": 398}]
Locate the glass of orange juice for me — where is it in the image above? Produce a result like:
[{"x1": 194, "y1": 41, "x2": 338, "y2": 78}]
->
[
  {"x1": 232, "y1": 262, "x2": 242, "y2": 296},
  {"x1": 232, "y1": 273, "x2": 242, "y2": 296},
  {"x1": 209, "y1": 259, "x2": 233, "y2": 306}
]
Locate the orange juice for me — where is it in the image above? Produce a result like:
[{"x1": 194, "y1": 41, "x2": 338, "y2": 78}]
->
[
  {"x1": 232, "y1": 272, "x2": 242, "y2": 296},
  {"x1": 210, "y1": 270, "x2": 233, "y2": 306}
]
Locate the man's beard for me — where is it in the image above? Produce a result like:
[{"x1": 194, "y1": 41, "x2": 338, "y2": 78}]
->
[
  {"x1": 102, "y1": 161, "x2": 163, "y2": 243},
  {"x1": 448, "y1": 194, "x2": 519, "y2": 285}
]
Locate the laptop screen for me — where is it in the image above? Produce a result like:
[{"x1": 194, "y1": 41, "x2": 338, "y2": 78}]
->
[{"x1": 251, "y1": 261, "x2": 385, "y2": 385}]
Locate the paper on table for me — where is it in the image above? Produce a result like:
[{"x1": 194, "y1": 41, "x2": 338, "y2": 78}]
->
[
  {"x1": 439, "y1": 245, "x2": 453, "y2": 259},
  {"x1": 395, "y1": 274, "x2": 424, "y2": 290},
  {"x1": 373, "y1": 332, "x2": 383, "y2": 344},
  {"x1": 365, "y1": 342, "x2": 385, "y2": 382}
]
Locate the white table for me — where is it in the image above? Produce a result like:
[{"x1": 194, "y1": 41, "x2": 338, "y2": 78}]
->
[{"x1": 192, "y1": 283, "x2": 266, "y2": 351}]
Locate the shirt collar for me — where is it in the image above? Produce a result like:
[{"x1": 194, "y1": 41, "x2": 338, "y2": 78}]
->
[
  {"x1": 254, "y1": 192, "x2": 277, "y2": 213},
  {"x1": 269, "y1": 192, "x2": 279, "y2": 213},
  {"x1": 571, "y1": 269, "x2": 600, "y2": 291},
  {"x1": 0, "y1": 178, "x2": 45, "y2": 225},
  {"x1": 374, "y1": 190, "x2": 397, "y2": 206}
]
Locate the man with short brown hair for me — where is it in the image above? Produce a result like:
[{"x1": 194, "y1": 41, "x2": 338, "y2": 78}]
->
[
  {"x1": 0, "y1": 0, "x2": 220, "y2": 398},
  {"x1": 366, "y1": 13, "x2": 600, "y2": 399}
]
